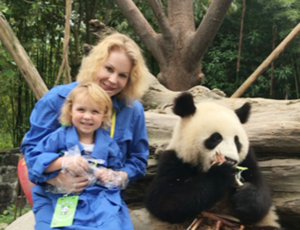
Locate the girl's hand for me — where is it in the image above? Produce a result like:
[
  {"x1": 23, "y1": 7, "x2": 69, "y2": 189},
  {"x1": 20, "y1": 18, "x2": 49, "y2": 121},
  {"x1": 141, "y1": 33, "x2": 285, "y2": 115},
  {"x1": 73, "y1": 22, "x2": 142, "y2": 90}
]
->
[
  {"x1": 94, "y1": 168, "x2": 129, "y2": 190},
  {"x1": 61, "y1": 156, "x2": 89, "y2": 175},
  {"x1": 94, "y1": 167, "x2": 112, "y2": 183}
]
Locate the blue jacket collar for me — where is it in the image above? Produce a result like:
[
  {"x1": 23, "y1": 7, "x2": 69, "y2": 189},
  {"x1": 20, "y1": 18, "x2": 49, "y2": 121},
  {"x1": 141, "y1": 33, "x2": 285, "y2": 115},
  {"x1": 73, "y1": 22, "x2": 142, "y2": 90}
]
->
[
  {"x1": 111, "y1": 96, "x2": 126, "y2": 113},
  {"x1": 65, "y1": 126, "x2": 83, "y2": 153},
  {"x1": 64, "y1": 125, "x2": 110, "y2": 167},
  {"x1": 57, "y1": 81, "x2": 78, "y2": 98}
]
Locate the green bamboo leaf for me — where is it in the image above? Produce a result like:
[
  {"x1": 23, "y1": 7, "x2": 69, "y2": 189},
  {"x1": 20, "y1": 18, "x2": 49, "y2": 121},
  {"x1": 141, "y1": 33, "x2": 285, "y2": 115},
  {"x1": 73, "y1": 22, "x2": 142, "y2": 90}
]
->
[{"x1": 3, "y1": 69, "x2": 15, "y2": 78}]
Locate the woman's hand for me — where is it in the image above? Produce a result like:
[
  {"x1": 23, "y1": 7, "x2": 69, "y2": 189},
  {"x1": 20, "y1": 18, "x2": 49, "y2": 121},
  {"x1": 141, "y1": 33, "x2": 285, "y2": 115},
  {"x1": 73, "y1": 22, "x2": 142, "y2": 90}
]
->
[{"x1": 47, "y1": 171, "x2": 90, "y2": 193}]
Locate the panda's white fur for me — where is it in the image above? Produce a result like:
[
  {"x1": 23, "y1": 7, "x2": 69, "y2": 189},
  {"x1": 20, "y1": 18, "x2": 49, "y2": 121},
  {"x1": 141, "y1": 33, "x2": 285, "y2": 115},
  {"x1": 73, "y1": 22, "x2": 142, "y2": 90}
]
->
[
  {"x1": 145, "y1": 93, "x2": 281, "y2": 230},
  {"x1": 168, "y1": 101, "x2": 249, "y2": 172},
  {"x1": 257, "y1": 205, "x2": 280, "y2": 227}
]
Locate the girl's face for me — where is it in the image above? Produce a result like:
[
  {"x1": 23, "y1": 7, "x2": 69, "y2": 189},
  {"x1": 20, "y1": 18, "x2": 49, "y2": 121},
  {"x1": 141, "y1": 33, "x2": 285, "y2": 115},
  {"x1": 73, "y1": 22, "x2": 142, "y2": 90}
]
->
[
  {"x1": 95, "y1": 48, "x2": 132, "y2": 97},
  {"x1": 70, "y1": 94, "x2": 104, "y2": 143}
]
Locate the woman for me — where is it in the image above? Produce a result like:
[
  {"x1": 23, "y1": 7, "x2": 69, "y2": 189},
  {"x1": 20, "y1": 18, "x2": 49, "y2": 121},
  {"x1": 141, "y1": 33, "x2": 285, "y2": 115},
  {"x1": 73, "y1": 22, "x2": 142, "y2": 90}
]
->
[{"x1": 21, "y1": 33, "x2": 150, "y2": 229}]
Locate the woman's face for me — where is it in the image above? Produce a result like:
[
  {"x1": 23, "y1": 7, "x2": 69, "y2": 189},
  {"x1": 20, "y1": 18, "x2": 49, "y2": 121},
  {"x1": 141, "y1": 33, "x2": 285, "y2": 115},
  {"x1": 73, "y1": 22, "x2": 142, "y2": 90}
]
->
[{"x1": 95, "y1": 48, "x2": 132, "y2": 97}]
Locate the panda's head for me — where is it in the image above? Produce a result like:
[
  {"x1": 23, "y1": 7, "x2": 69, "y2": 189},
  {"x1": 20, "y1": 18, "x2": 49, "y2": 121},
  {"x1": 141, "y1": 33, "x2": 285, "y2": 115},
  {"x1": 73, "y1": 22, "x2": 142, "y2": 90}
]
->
[{"x1": 167, "y1": 92, "x2": 251, "y2": 172}]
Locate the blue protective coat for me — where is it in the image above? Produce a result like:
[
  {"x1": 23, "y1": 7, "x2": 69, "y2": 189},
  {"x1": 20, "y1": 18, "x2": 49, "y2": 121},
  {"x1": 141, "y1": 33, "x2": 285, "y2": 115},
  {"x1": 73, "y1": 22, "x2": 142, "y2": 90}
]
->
[
  {"x1": 21, "y1": 81, "x2": 149, "y2": 229},
  {"x1": 28, "y1": 125, "x2": 134, "y2": 230}
]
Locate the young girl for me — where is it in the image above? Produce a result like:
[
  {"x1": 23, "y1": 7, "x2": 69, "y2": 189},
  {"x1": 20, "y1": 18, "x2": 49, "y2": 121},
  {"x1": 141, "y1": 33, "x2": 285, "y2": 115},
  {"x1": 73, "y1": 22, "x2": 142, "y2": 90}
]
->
[{"x1": 26, "y1": 82, "x2": 133, "y2": 229}]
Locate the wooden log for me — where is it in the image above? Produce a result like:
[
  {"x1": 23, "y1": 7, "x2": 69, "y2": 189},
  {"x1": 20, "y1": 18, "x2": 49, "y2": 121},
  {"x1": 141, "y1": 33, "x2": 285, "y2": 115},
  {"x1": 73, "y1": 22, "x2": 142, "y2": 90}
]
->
[
  {"x1": 259, "y1": 159, "x2": 300, "y2": 224},
  {"x1": 145, "y1": 100, "x2": 300, "y2": 157},
  {"x1": 260, "y1": 159, "x2": 300, "y2": 192}
]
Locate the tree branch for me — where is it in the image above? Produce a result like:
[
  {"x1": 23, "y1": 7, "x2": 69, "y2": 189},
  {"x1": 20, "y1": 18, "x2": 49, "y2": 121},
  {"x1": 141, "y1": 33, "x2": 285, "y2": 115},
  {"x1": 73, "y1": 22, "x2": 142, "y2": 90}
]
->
[
  {"x1": 147, "y1": 0, "x2": 173, "y2": 40},
  {"x1": 0, "y1": 12, "x2": 48, "y2": 99},
  {"x1": 113, "y1": 0, "x2": 159, "y2": 53},
  {"x1": 54, "y1": 0, "x2": 71, "y2": 86},
  {"x1": 185, "y1": 0, "x2": 233, "y2": 71},
  {"x1": 167, "y1": 0, "x2": 195, "y2": 32}
]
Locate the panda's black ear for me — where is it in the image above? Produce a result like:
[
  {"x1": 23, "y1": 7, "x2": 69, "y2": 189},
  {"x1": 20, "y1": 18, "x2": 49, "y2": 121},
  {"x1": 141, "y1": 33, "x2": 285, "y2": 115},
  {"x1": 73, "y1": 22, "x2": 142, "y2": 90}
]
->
[
  {"x1": 235, "y1": 102, "x2": 251, "y2": 124},
  {"x1": 173, "y1": 92, "x2": 196, "y2": 117}
]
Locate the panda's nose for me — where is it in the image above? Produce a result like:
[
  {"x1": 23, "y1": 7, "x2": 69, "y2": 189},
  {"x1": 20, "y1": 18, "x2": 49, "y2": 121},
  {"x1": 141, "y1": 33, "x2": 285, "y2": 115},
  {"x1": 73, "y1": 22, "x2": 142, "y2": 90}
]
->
[{"x1": 225, "y1": 157, "x2": 237, "y2": 165}]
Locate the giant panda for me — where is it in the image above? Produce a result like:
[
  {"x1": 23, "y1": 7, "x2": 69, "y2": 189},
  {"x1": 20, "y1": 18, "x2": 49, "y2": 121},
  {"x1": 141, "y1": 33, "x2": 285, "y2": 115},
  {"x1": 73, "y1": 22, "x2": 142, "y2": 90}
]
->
[{"x1": 144, "y1": 92, "x2": 281, "y2": 230}]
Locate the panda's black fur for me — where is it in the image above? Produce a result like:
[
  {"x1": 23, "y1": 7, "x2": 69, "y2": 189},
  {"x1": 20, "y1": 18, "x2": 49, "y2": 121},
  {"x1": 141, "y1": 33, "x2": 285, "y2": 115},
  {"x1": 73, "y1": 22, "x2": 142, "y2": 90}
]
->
[{"x1": 144, "y1": 92, "x2": 280, "y2": 229}]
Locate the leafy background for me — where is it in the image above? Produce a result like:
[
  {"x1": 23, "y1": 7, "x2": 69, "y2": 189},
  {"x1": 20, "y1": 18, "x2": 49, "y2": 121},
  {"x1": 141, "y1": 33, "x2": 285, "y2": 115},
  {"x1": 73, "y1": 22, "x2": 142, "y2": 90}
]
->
[{"x1": 0, "y1": 0, "x2": 300, "y2": 149}]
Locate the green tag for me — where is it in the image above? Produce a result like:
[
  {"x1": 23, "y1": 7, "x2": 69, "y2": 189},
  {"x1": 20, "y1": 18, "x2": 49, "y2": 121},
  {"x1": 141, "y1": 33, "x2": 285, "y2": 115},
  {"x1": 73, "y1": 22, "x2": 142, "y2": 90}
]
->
[{"x1": 50, "y1": 195, "x2": 79, "y2": 228}]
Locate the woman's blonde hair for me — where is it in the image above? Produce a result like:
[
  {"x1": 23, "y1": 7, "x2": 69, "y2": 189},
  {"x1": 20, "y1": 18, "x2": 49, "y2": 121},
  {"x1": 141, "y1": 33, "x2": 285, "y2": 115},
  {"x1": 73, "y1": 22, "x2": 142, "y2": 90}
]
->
[
  {"x1": 77, "y1": 33, "x2": 149, "y2": 103},
  {"x1": 59, "y1": 82, "x2": 112, "y2": 129}
]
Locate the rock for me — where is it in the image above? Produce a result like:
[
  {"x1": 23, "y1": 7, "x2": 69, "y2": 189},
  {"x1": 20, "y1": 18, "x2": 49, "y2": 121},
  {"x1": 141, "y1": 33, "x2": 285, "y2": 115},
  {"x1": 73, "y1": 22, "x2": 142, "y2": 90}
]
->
[{"x1": 5, "y1": 207, "x2": 152, "y2": 230}]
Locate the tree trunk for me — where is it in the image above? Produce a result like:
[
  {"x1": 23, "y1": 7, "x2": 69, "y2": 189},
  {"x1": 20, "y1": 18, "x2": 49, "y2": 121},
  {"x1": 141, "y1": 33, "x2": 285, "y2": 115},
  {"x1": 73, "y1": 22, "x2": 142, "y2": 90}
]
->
[
  {"x1": 236, "y1": 0, "x2": 245, "y2": 73},
  {"x1": 270, "y1": 24, "x2": 277, "y2": 96},
  {"x1": 113, "y1": 0, "x2": 233, "y2": 91},
  {"x1": 0, "y1": 13, "x2": 48, "y2": 100}
]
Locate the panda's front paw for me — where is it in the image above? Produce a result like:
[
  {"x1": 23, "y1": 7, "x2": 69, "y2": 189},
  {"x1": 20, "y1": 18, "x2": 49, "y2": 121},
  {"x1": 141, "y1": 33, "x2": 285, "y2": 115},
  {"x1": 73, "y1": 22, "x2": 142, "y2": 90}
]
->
[
  {"x1": 231, "y1": 183, "x2": 268, "y2": 224},
  {"x1": 208, "y1": 162, "x2": 235, "y2": 188},
  {"x1": 235, "y1": 181, "x2": 252, "y2": 191},
  {"x1": 232, "y1": 182, "x2": 255, "y2": 207},
  {"x1": 209, "y1": 162, "x2": 235, "y2": 176}
]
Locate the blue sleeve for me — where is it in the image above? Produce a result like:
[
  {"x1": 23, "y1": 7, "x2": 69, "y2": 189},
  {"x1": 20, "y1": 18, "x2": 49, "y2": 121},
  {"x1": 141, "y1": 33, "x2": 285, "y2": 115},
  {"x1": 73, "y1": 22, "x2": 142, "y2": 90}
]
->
[
  {"x1": 25, "y1": 129, "x2": 65, "y2": 184},
  {"x1": 20, "y1": 90, "x2": 62, "y2": 156},
  {"x1": 120, "y1": 102, "x2": 149, "y2": 183}
]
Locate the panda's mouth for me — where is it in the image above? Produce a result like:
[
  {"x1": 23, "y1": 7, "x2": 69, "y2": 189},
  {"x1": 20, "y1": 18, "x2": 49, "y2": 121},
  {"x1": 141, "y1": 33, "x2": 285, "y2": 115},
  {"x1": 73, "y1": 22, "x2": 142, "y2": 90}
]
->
[{"x1": 211, "y1": 152, "x2": 237, "y2": 165}]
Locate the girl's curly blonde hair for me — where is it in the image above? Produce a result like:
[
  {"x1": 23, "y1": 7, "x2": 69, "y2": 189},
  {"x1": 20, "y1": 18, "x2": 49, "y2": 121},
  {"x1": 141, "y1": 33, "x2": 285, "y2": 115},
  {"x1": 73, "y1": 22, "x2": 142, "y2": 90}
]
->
[
  {"x1": 59, "y1": 82, "x2": 112, "y2": 129},
  {"x1": 77, "y1": 33, "x2": 150, "y2": 104}
]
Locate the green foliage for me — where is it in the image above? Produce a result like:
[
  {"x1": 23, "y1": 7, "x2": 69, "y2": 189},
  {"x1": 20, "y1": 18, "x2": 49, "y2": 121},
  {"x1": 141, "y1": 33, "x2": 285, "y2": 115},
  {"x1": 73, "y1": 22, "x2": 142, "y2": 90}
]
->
[
  {"x1": 202, "y1": 33, "x2": 239, "y2": 95},
  {"x1": 144, "y1": 102, "x2": 158, "y2": 111},
  {"x1": 0, "y1": 204, "x2": 31, "y2": 225},
  {"x1": 202, "y1": 0, "x2": 300, "y2": 99},
  {"x1": 0, "y1": 132, "x2": 13, "y2": 150},
  {"x1": 1, "y1": 0, "x2": 300, "y2": 150}
]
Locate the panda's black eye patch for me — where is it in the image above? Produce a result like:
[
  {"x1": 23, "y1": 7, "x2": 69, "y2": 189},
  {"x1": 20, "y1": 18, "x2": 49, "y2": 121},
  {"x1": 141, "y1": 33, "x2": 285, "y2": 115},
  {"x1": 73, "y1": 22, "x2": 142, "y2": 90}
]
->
[
  {"x1": 205, "y1": 132, "x2": 222, "y2": 149},
  {"x1": 235, "y1": 135, "x2": 242, "y2": 153}
]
